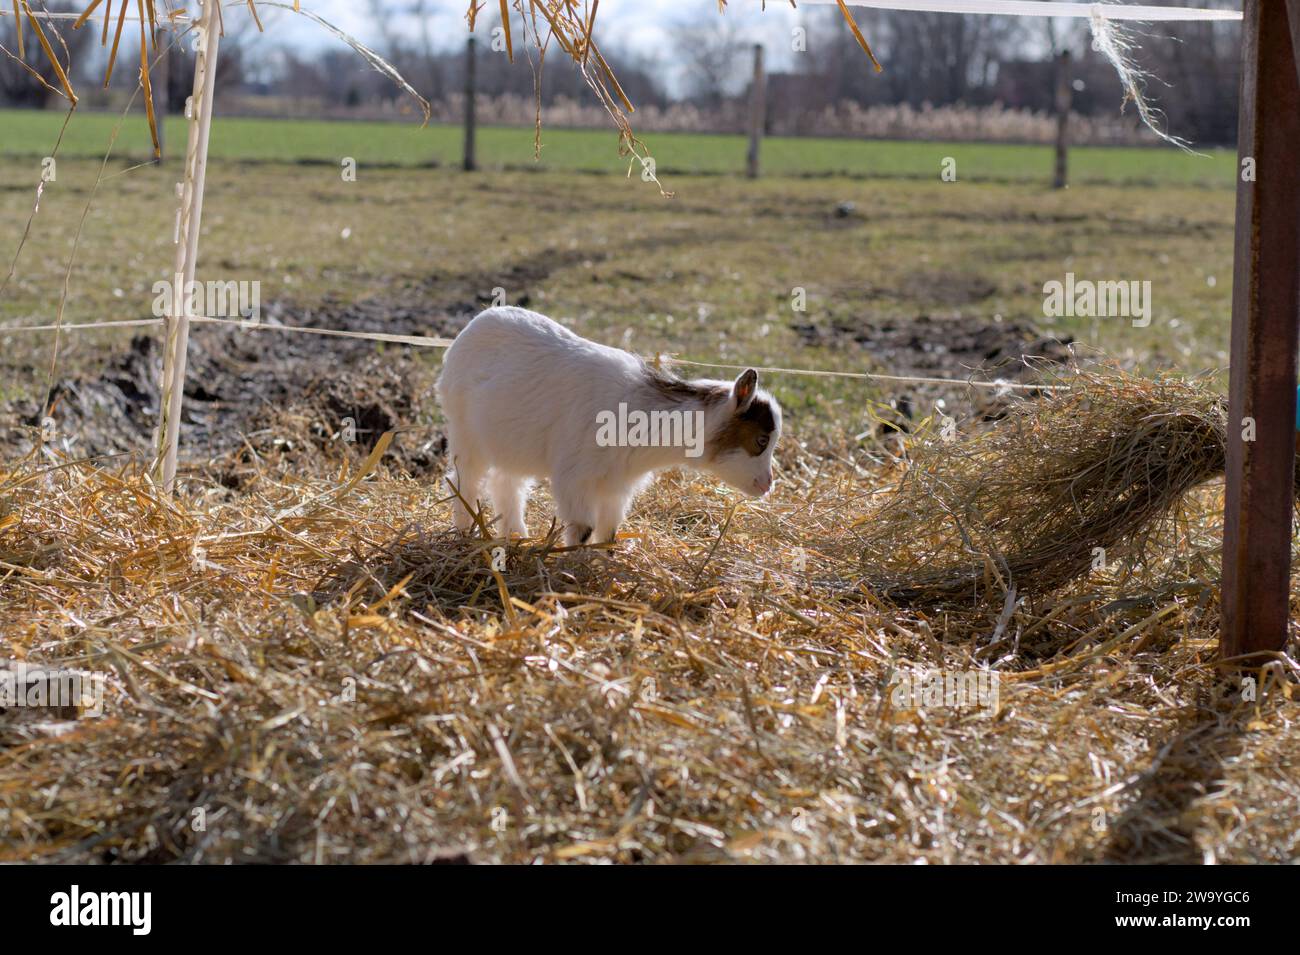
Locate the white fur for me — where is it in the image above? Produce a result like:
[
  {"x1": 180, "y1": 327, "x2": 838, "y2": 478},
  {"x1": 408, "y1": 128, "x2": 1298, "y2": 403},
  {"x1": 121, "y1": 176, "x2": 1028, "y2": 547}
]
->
[{"x1": 436, "y1": 307, "x2": 782, "y2": 545}]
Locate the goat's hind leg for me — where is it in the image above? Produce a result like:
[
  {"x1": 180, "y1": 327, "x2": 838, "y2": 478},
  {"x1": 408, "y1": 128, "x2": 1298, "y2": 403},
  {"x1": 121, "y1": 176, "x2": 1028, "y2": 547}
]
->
[{"x1": 487, "y1": 470, "x2": 531, "y2": 539}]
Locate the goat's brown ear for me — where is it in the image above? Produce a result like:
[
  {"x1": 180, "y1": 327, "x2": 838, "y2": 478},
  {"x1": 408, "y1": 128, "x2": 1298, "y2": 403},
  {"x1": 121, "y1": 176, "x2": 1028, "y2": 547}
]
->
[{"x1": 733, "y1": 369, "x2": 758, "y2": 413}]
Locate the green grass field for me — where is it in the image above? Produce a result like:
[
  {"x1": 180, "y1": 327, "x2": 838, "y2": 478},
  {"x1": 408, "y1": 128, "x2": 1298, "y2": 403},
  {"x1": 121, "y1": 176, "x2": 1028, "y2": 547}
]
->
[
  {"x1": 1, "y1": 107, "x2": 1237, "y2": 187},
  {"x1": 0, "y1": 154, "x2": 1234, "y2": 413}
]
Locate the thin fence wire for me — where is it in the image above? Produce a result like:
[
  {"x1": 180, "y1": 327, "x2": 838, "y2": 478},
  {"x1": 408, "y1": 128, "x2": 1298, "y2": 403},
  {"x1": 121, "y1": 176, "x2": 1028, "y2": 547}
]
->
[
  {"x1": 0, "y1": 315, "x2": 1067, "y2": 391},
  {"x1": 801, "y1": 0, "x2": 1241, "y2": 20}
]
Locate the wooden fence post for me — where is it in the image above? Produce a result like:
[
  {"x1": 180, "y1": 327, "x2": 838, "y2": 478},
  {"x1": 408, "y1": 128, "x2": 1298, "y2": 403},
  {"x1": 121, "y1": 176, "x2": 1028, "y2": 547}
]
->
[
  {"x1": 464, "y1": 35, "x2": 477, "y2": 172},
  {"x1": 1221, "y1": 0, "x2": 1300, "y2": 663},
  {"x1": 1053, "y1": 50, "x2": 1071, "y2": 189},
  {"x1": 746, "y1": 43, "x2": 765, "y2": 180},
  {"x1": 154, "y1": 0, "x2": 221, "y2": 493}
]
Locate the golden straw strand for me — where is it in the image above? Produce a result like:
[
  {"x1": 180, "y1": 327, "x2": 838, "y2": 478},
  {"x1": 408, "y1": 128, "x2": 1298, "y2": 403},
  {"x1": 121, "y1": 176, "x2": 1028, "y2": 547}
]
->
[
  {"x1": 12, "y1": 0, "x2": 23, "y2": 58},
  {"x1": 498, "y1": 0, "x2": 512, "y2": 61},
  {"x1": 21, "y1": 1, "x2": 77, "y2": 103},
  {"x1": 582, "y1": 0, "x2": 599, "y2": 63},
  {"x1": 592, "y1": 44, "x2": 633, "y2": 114},
  {"x1": 145, "y1": 0, "x2": 158, "y2": 47},
  {"x1": 103, "y1": 0, "x2": 128, "y2": 87},
  {"x1": 137, "y1": 0, "x2": 159, "y2": 156},
  {"x1": 71, "y1": 0, "x2": 105, "y2": 30},
  {"x1": 834, "y1": 0, "x2": 882, "y2": 72}
]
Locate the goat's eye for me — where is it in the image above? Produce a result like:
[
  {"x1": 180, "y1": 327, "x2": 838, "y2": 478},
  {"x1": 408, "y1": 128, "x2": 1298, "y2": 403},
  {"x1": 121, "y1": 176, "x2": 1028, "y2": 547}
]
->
[{"x1": 756, "y1": 435, "x2": 769, "y2": 451}]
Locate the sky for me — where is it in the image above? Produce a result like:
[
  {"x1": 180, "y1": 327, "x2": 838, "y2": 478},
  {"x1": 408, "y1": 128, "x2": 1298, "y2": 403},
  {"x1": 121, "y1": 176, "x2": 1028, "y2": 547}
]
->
[
  {"x1": 251, "y1": 0, "x2": 802, "y2": 53},
  {"x1": 223, "y1": 0, "x2": 809, "y2": 92}
]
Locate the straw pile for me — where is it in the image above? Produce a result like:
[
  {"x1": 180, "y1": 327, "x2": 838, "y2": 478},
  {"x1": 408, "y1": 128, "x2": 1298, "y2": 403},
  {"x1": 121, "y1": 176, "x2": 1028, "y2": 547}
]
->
[
  {"x1": 1, "y1": 368, "x2": 1297, "y2": 864},
  {"x1": 857, "y1": 369, "x2": 1232, "y2": 606}
]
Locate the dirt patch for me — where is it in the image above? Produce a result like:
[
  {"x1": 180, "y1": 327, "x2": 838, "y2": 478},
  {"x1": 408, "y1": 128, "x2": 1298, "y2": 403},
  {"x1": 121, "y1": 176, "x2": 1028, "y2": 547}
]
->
[
  {"x1": 792, "y1": 311, "x2": 1074, "y2": 429},
  {"x1": 824, "y1": 269, "x2": 998, "y2": 310},
  {"x1": 897, "y1": 270, "x2": 998, "y2": 308},
  {"x1": 793, "y1": 312, "x2": 1072, "y2": 381}
]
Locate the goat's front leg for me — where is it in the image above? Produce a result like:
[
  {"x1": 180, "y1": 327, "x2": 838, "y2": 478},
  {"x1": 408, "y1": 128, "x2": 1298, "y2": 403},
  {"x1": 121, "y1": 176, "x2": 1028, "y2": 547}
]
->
[
  {"x1": 591, "y1": 493, "x2": 631, "y2": 545},
  {"x1": 552, "y1": 475, "x2": 598, "y2": 547}
]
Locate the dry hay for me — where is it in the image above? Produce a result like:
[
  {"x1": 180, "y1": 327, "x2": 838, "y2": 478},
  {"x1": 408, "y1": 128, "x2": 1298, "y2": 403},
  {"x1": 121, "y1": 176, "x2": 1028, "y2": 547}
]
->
[
  {"x1": 1, "y1": 368, "x2": 1298, "y2": 864},
  {"x1": 857, "y1": 369, "x2": 1234, "y2": 606}
]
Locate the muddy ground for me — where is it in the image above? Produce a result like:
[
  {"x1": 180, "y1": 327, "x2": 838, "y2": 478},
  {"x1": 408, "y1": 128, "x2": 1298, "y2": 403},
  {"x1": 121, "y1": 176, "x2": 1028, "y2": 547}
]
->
[
  {"x1": 791, "y1": 263, "x2": 1073, "y2": 382},
  {"x1": 785, "y1": 261, "x2": 1074, "y2": 431},
  {"x1": 0, "y1": 251, "x2": 603, "y2": 484}
]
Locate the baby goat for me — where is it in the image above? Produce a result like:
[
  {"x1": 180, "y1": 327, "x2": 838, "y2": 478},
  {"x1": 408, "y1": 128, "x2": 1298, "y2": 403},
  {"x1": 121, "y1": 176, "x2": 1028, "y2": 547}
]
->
[{"x1": 436, "y1": 306, "x2": 782, "y2": 546}]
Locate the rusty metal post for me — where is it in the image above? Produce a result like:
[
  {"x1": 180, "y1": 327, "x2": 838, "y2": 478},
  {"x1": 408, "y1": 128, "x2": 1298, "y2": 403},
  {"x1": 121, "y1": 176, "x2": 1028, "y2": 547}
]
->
[{"x1": 1221, "y1": 0, "x2": 1300, "y2": 662}]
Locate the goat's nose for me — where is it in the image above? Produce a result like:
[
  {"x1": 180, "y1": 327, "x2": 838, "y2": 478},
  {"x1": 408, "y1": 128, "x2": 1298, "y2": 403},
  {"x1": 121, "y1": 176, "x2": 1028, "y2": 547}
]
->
[{"x1": 754, "y1": 475, "x2": 772, "y2": 495}]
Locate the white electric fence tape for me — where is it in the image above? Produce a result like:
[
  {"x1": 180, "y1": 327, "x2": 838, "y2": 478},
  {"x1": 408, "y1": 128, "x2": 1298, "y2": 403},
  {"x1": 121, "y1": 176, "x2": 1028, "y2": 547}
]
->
[
  {"x1": 797, "y1": 1, "x2": 1241, "y2": 21},
  {"x1": 0, "y1": 3, "x2": 1246, "y2": 22}
]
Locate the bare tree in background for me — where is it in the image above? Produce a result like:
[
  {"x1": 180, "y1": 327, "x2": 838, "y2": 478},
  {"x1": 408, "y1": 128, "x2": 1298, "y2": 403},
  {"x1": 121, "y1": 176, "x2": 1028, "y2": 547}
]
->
[
  {"x1": 873, "y1": 11, "x2": 1025, "y2": 105},
  {"x1": 675, "y1": 9, "x2": 749, "y2": 108},
  {"x1": 362, "y1": 0, "x2": 448, "y2": 103},
  {"x1": 797, "y1": 7, "x2": 1025, "y2": 108},
  {"x1": 164, "y1": 26, "x2": 248, "y2": 113},
  {"x1": 411, "y1": 0, "x2": 444, "y2": 102}
]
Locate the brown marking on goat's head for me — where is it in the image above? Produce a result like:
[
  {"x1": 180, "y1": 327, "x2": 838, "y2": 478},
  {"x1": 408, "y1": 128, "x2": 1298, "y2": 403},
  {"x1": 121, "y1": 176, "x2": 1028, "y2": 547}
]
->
[{"x1": 708, "y1": 393, "x2": 778, "y2": 459}]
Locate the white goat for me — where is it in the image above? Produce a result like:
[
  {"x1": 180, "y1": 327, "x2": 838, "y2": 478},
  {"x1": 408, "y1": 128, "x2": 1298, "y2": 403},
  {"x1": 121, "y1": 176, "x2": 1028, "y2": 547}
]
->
[{"x1": 436, "y1": 306, "x2": 782, "y2": 546}]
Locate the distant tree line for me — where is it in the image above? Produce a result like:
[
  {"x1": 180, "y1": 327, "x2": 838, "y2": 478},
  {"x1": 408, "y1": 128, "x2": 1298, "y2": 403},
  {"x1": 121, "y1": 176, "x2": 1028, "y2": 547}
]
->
[{"x1": 783, "y1": 6, "x2": 1240, "y2": 145}]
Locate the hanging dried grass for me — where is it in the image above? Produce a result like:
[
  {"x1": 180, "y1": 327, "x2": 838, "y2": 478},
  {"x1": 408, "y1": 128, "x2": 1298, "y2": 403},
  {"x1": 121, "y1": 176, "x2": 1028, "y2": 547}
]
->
[
  {"x1": 1088, "y1": 9, "x2": 1192, "y2": 151},
  {"x1": 19, "y1": 0, "x2": 78, "y2": 103},
  {"x1": 462, "y1": 0, "x2": 880, "y2": 192},
  {"x1": 7, "y1": 1, "x2": 877, "y2": 166},
  {"x1": 0, "y1": 2, "x2": 430, "y2": 158}
]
